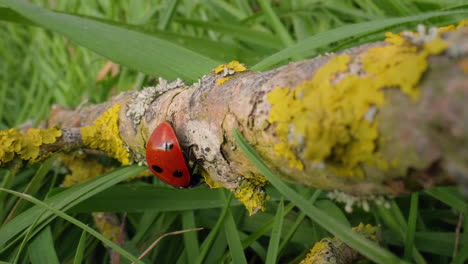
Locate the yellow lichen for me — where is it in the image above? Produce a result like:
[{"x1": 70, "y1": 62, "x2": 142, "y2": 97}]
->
[
  {"x1": 458, "y1": 19, "x2": 468, "y2": 28},
  {"x1": 0, "y1": 127, "x2": 61, "y2": 165},
  {"x1": 61, "y1": 152, "x2": 150, "y2": 187},
  {"x1": 299, "y1": 238, "x2": 334, "y2": 264},
  {"x1": 233, "y1": 176, "x2": 269, "y2": 215},
  {"x1": 60, "y1": 153, "x2": 110, "y2": 187},
  {"x1": 92, "y1": 212, "x2": 121, "y2": 243},
  {"x1": 203, "y1": 171, "x2": 224, "y2": 188},
  {"x1": 299, "y1": 223, "x2": 377, "y2": 264},
  {"x1": 216, "y1": 77, "x2": 232, "y2": 85},
  {"x1": 213, "y1": 60, "x2": 247, "y2": 74},
  {"x1": 267, "y1": 25, "x2": 450, "y2": 178},
  {"x1": 352, "y1": 223, "x2": 378, "y2": 241},
  {"x1": 81, "y1": 104, "x2": 130, "y2": 165},
  {"x1": 212, "y1": 61, "x2": 247, "y2": 86},
  {"x1": 459, "y1": 59, "x2": 468, "y2": 73}
]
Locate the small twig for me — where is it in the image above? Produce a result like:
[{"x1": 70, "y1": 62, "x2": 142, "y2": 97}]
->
[
  {"x1": 453, "y1": 212, "x2": 463, "y2": 258},
  {"x1": 132, "y1": 227, "x2": 204, "y2": 263},
  {"x1": 111, "y1": 213, "x2": 127, "y2": 264}
]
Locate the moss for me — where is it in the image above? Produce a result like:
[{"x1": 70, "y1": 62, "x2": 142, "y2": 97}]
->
[
  {"x1": 267, "y1": 25, "x2": 450, "y2": 179},
  {"x1": 81, "y1": 104, "x2": 130, "y2": 165},
  {"x1": 0, "y1": 127, "x2": 62, "y2": 166},
  {"x1": 212, "y1": 61, "x2": 247, "y2": 85},
  {"x1": 233, "y1": 176, "x2": 269, "y2": 215}
]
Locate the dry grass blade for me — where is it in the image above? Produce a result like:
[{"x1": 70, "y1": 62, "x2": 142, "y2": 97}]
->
[{"x1": 133, "y1": 227, "x2": 204, "y2": 263}]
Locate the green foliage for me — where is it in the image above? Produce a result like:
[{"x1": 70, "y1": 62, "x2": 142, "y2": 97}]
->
[{"x1": 1, "y1": 0, "x2": 467, "y2": 263}]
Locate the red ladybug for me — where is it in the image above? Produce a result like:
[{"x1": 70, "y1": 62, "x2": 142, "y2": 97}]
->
[{"x1": 146, "y1": 121, "x2": 196, "y2": 188}]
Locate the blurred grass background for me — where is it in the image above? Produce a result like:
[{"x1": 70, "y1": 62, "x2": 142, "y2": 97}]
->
[{"x1": 0, "y1": 0, "x2": 467, "y2": 263}]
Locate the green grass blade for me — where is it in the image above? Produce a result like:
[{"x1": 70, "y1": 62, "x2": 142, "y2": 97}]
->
[
  {"x1": 70, "y1": 185, "x2": 242, "y2": 212},
  {"x1": 404, "y1": 193, "x2": 419, "y2": 261},
  {"x1": 258, "y1": 0, "x2": 295, "y2": 47},
  {"x1": 6, "y1": 155, "x2": 56, "y2": 221},
  {"x1": 73, "y1": 230, "x2": 87, "y2": 264},
  {"x1": 377, "y1": 201, "x2": 427, "y2": 264},
  {"x1": 224, "y1": 208, "x2": 248, "y2": 264},
  {"x1": 182, "y1": 211, "x2": 200, "y2": 261},
  {"x1": 252, "y1": 9, "x2": 468, "y2": 71},
  {"x1": 207, "y1": 0, "x2": 246, "y2": 20},
  {"x1": 27, "y1": 226, "x2": 60, "y2": 264},
  {"x1": 14, "y1": 209, "x2": 47, "y2": 263},
  {"x1": 177, "y1": 19, "x2": 283, "y2": 50},
  {"x1": 1, "y1": 0, "x2": 219, "y2": 81},
  {"x1": 425, "y1": 187, "x2": 467, "y2": 212},
  {"x1": 0, "y1": 188, "x2": 143, "y2": 264},
  {"x1": 158, "y1": 0, "x2": 180, "y2": 30},
  {"x1": 278, "y1": 210, "x2": 306, "y2": 255},
  {"x1": 0, "y1": 7, "x2": 33, "y2": 25},
  {"x1": 195, "y1": 189, "x2": 232, "y2": 264},
  {"x1": 0, "y1": 166, "x2": 145, "y2": 251},
  {"x1": 233, "y1": 128, "x2": 407, "y2": 264},
  {"x1": 265, "y1": 199, "x2": 284, "y2": 264},
  {"x1": 0, "y1": 169, "x2": 14, "y2": 218}
]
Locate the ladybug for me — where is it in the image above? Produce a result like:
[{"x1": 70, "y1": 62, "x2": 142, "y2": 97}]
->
[{"x1": 146, "y1": 121, "x2": 199, "y2": 188}]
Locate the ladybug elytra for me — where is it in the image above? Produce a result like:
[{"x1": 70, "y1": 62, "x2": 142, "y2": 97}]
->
[{"x1": 146, "y1": 121, "x2": 198, "y2": 188}]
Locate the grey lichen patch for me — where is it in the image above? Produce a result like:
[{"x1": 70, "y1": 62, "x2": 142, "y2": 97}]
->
[
  {"x1": 327, "y1": 190, "x2": 391, "y2": 213},
  {"x1": 402, "y1": 24, "x2": 439, "y2": 45},
  {"x1": 126, "y1": 78, "x2": 185, "y2": 127}
]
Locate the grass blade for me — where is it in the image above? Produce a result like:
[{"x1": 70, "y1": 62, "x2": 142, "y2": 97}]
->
[
  {"x1": 265, "y1": 199, "x2": 284, "y2": 264},
  {"x1": 258, "y1": 0, "x2": 295, "y2": 47},
  {"x1": 233, "y1": 128, "x2": 407, "y2": 264},
  {"x1": 177, "y1": 19, "x2": 282, "y2": 49},
  {"x1": 0, "y1": 7, "x2": 33, "y2": 25},
  {"x1": 5, "y1": 155, "x2": 56, "y2": 222},
  {"x1": 0, "y1": 166, "x2": 145, "y2": 251},
  {"x1": 70, "y1": 185, "x2": 242, "y2": 212},
  {"x1": 1, "y1": 0, "x2": 219, "y2": 81},
  {"x1": 158, "y1": 0, "x2": 180, "y2": 30},
  {"x1": 404, "y1": 193, "x2": 419, "y2": 261},
  {"x1": 0, "y1": 188, "x2": 143, "y2": 264},
  {"x1": 73, "y1": 230, "x2": 87, "y2": 264},
  {"x1": 252, "y1": 9, "x2": 468, "y2": 71},
  {"x1": 224, "y1": 208, "x2": 248, "y2": 264},
  {"x1": 195, "y1": 189, "x2": 232, "y2": 264},
  {"x1": 425, "y1": 187, "x2": 467, "y2": 212},
  {"x1": 182, "y1": 211, "x2": 200, "y2": 261},
  {"x1": 28, "y1": 226, "x2": 60, "y2": 264}
]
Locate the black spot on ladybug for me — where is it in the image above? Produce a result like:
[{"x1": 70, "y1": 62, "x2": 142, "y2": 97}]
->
[
  {"x1": 152, "y1": 165, "x2": 163, "y2": 173},
  {"x1": 173, "y1": 170, "x2": 183, "y2": 177},
  {"x1": 161, "y1": 141, "x2": 174, "y2": 151},
  {"x1": 204, "y1": 147, "x2": 210, "y2": 152}
]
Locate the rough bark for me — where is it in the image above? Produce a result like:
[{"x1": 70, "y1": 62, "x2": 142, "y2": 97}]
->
[{"x1": 5, "y1": 26, "x2": 468, "y2": 210}]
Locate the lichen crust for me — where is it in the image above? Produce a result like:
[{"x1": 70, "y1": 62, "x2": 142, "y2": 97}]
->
[
  {"x1": 299, "y1": 223, "x2": 377, "y2": 264},
  {"x1": 60, "y1": 153, "x2": 110, "y2": 187},
  {"x1": 267, "y1": 25, "x2": 450, "y2": 179},
  {"x1": 92, "y1": 212, "x2": 121, "y2": 243},
  {"x1": 0, "y1": 127, "x2": 62, "y2": 165},
  {"x1": 81, "y1": 104, "x2": 130, "y2": 165},
  {"x1": 233, "y1": 176, "x2": 269, "y2": 215},
  {"x1": 212, "y1": 60, "x2": 247, "y2": 85}
]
